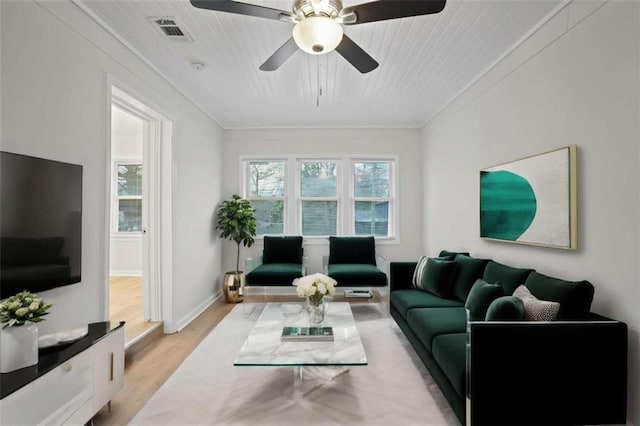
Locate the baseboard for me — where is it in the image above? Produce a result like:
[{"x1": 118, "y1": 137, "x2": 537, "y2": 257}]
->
[
  {"x1": 124, "y1": 323, "x2": 164, "y2": 366},
  {"x1": 110, "y1": 270, "x2": 142, "y2": 277},
  {"x1": 175, "y1": 293, "x2": 220, "y2": 332}
]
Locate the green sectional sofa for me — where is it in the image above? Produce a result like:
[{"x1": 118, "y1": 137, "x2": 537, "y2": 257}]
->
[{"x1": 390, "y1": 251, "x2": 628, "y2": 426}]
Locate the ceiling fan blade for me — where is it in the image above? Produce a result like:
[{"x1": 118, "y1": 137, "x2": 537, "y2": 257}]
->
[
  {"x1": 259, "y1": 38, "x2": 299, "y2": 71},
  {"x1": 335, "y1": 35, "x2": 379, "y2": 74},
  {"x1": 341, "y1": 0, "x2": 446, "y2": 25},
  {"x1": 190, "y1": 0, "x2": 292, "y2": 21}
]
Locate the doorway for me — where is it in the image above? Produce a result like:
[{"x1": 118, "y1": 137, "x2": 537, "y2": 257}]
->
[{"x1": 107, "y1": 85, "x2": 173, "y2": 345}]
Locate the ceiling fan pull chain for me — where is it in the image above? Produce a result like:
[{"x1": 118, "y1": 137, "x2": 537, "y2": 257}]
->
[{"x1": 316, "y1": 58, "x2": 321, "y2": 107}]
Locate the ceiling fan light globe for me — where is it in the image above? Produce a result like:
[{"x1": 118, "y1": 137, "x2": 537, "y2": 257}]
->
[{"x1": 292, "y1": 17, "x2": 343, "y2": 55}]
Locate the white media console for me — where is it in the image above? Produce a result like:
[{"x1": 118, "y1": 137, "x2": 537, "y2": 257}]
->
[{"x1": 0, "y1": 322, "x2": 125, "y2": 425}]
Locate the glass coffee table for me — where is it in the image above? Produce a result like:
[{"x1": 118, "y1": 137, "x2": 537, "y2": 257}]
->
[{"x1": 235, "y1": 302, "x2": 367, "y2": 398}]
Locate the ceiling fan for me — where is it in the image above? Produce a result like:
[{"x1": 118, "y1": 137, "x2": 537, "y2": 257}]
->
[{"x1": 190, "y1": 0, "x2": 446, "y2": 74}]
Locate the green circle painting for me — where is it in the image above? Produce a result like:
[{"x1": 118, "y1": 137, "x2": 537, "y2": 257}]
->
[{"x1": 480, "y1": 170, "x2": 537, "y2": 241}]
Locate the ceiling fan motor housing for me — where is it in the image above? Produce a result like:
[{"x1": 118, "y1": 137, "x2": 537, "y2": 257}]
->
[{"x1": 293, "y1": 0, "x2": 342, "y2": 19}]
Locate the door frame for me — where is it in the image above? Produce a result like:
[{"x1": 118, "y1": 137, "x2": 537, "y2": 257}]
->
[{"x1": 105, "y1": 78, "x2": 176, "y2": 333}]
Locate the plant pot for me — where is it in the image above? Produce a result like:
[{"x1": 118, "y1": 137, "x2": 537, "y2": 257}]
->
[
  {"x1": 0, "y1": 323, "x2": 38, "y2": 373},
  {"x1": 223, "y1": 271, "x2": 245, "y2": 303}
]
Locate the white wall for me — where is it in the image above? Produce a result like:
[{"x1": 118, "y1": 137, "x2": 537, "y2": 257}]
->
[
  {"x1": 421, "y1": 1, "x2": 639, "y2": 423},
  {"x1": 110, "y1": 105, "x2": 143, "y2": 276},
  {"x1": 1, "y1": 0, "x2": 224, "y2": 334},
  {"x1": 222, "y1": 128, "x2": 423, "y2": 274}
]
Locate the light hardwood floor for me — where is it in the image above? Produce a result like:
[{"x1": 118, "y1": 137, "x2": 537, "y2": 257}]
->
[
  {"x1": 93, "y1": 298, "x2": 234, "y2": 426},
  {"x1": 109, "y1": 276, "x2": 160, "y2": 344}
]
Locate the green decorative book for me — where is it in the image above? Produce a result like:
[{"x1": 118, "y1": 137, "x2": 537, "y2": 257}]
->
[{"x1": 281, "y1": 327, "x2": 334, "y2": 342}]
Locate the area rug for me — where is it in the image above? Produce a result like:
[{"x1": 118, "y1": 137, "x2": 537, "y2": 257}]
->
[{"x1": 131, "y1": 303, "x2": 458, "y2": 425}]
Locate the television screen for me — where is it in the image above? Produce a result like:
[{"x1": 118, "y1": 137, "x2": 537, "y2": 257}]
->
[{"x1": 0, "y1": 151, "x2": 82, "y2": 298}]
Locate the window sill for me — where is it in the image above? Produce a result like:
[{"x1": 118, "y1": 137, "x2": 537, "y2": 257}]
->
[
  {"x1": 110, "y1": 233, "x2": 142, "y2": 240},
  {"x1": 254, "y1": 235, "x2": 399, "y2": 246}
]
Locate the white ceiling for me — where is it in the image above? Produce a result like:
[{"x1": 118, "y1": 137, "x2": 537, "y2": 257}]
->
[{"x1": 80, "y1": 0, "x2": 562, "y2": 128}]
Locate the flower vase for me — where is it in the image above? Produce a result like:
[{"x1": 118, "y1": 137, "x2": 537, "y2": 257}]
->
[
  {"x1": 0, "y1": 323, "x2": 38, "y2": 373},
  {"x1": 307, "y1": 297, "x2": 326, "y2": 325}
]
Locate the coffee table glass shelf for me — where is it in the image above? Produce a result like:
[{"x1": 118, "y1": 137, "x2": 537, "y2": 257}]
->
[{"x1": 235, "y1": 302, "x2": 367, "y2": 398}]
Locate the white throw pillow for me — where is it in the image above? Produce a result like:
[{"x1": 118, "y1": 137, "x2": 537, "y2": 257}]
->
[
  {"x1": 513, "y1": 285, "x2": 560, "y2": 321},
  {"x1": 412, "y1": 256, "x2": 429, "y2": 290}
]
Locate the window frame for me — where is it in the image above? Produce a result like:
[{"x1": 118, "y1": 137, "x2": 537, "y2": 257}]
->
[
  {"x1": 112, "y1": 160, "x2": 143, "y2": 235},
  {"x1": 240, "y1": 154, "x2": 398, "y2": 244},
  {"x1": 243, "y1": 159, "x2": 287, "y2": 236},
  {"x1": 296, "y1": 159, "x2": 342, "y2": 238},
  {"x1": 350, "y1": 159, "x2": 395, "y2": 238}
]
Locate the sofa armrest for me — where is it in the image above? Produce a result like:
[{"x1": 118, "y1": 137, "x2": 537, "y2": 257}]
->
[
  {"x1": 322, "y1": 255, "x2": 329, "y2": 275},
  {"x1": 244, "y1": 256, "x2": 262, "y2": 274},
  {"x1": 389, "y1": 262, "x2": 417, "y2": 291},
  {"x1": 302, "y1": 256, "x2": 309, "y2": 275},
  {"x1": 468, "y1": 318, "x2": 628, "y2": 425}
]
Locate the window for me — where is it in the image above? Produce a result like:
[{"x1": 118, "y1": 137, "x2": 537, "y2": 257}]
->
[
  {"x1": 300, "y1": 161, "x2": 338, "y2": 236},
  {"x1": 242, "y1": 156, "x2": 396, "y2": 240},
  {"x1": 246, "y1": 161, "x2": 285, "y2": 235},
  {"x1": 115, "y1": 163, "x2": 142, "y2": 232},
  {"x1": 353, "y1": 161, "x2": 391, "y2": 236}
]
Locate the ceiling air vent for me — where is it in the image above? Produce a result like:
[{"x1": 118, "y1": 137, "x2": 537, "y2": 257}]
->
[{"x1": 148, "y1": 17, "x2": 193, "y2": 42}]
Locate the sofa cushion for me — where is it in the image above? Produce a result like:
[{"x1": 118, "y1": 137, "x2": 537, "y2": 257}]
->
[
  {"x1": 328, "y1": 236, "x2": 376, "y2": 265},
  {"x1": 246, "y1": 263, "x2": 304, "y2": 286},
  {"x1": 421, "y1": 258, "x2": 456, "y2": 298},
  {"x1": 439, "y1": 250, "x2": 469, "y2": 259},
  {"x1": 413, "y1": 256, "x2": 455, "y2": 289},
  {"x1": 451, "y1": 255, "x2": 490, "y2": 302},
  {"x1": 524, "y1": 272, "x2": 594, "y2": 320},
  {"x1": 262, "y1": 236, "x2": 303, "y2": 264},
  {"x1": 514, "y1": 285, "x2": 560, "y2": 321},
  {"x1": 327, "y1": 264, "x2": 387, "y2": 287},
  {"x1": 465, "y1": 279, "x2": 504, "y2": 321},
  {"x1": 483, "y1": 261, "x2": 533, "y2": 296},
  {"x1": 406, "y1": 307, "x2": 467, "y2": 352},
  {"x1": 485, "y1": 296, "x2": 525, "y2": 321},
  {"x1": 391, "y1": 289, "x2": 464, "y2": 318},
  {"x1": 432, "y1": 333, "x2": 467, "y2": 397}
]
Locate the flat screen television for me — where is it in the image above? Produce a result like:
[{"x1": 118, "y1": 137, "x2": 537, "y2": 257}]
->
[{"x1": 0, "y1": 151, "x2": 82, "y2": 299}]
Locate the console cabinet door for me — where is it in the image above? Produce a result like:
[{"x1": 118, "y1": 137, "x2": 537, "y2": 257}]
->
[
  {"x1": 1, "y1": 348, "x2": 94, "y2": 426},
  {"x1": 92, "y1": 326, "x2": 125, "y2": 412}
]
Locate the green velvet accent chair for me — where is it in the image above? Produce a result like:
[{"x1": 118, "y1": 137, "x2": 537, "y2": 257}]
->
[
  {"x1": 324, "y1": 236, "x2": 389, "y2": 315},
  {"x1": 245, "y1": 236, "x2": 306, "y2": 288},
  {"x1": 324, "y1": 236, "x2": 388, "y2": 287}
]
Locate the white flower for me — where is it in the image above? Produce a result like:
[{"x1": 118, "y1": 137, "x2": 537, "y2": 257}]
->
[
  {"x1": 325, "y1": 281, "x2": 335, "y2": 295},
  {"x1": 0, "y1": 291, "x2": 52, "y2": 328},
  {"x1": 293, "y1": 273, "x2": 337, "y2": 297},
  {"x1": 296, "y1": 285, "x2": 306, "y2": 297}
]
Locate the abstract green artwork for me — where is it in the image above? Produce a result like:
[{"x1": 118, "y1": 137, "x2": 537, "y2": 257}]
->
[
  {"x1": 480, "y1": 146, "x2": 577, "y2": 249},
  {"x1": 480, "y1": 170, "x2": 537, "y2": 240}
]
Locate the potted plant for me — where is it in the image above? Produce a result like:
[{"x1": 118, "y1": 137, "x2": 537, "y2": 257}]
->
[
  {"x1": 0, "y1": 291, "x2": 52, "y2": 372},
  {"x1": 215, "y1": 194, "x2": 257, "y2": 303}
]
